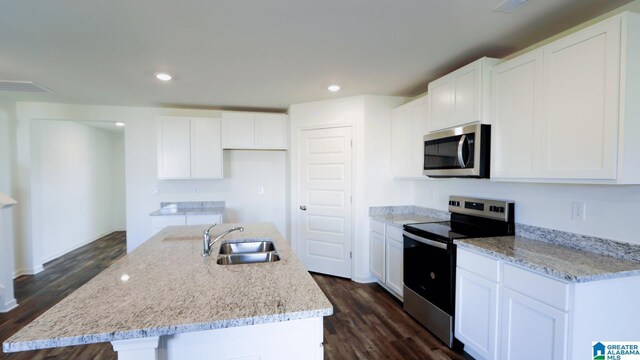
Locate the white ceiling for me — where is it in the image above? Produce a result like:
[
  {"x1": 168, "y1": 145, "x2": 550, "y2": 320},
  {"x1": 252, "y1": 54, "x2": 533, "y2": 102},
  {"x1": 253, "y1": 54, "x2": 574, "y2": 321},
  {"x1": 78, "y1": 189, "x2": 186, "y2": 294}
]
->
[{"x1": 0, "y1": 0, "x2": 634, "y2": 111}]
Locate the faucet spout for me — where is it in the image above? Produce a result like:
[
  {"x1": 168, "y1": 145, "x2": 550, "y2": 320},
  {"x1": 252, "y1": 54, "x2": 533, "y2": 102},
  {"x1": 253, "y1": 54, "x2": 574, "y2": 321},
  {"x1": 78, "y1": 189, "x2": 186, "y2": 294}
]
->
[{"x1": 202, "y1": 225, "x2": 244, "y2": 256}]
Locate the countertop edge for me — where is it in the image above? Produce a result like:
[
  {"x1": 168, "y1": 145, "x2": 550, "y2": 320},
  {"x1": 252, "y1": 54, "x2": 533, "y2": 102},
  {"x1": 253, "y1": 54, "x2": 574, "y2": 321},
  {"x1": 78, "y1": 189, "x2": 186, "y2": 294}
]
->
[
  {"x1": 455, "y1": 241, "x2": 640, "y2": 283},
  {"x1": 149, "y1": 208, "x2": 224, "y2": 216},
  {"x1": 3, "y1": 307, "x2": 333, "y2": 353}
]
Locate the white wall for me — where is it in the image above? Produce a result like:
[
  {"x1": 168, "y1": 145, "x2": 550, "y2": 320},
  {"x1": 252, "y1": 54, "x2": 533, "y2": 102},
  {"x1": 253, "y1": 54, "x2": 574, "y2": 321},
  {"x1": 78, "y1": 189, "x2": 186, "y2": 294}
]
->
[
  {"x1": 412, "y1": 179, "x2": 640, "y2": 245},
  {"x1": 111, "y1": 133, "x2": 126, "y2": 230},
  {"x1": 289, "y1": 95, "x2": 407, "y2": 283},
  {"x1": 0, "y1": 96, "x2": 18, "y2": 311},
  {"x1": 29, "y1": 120, "x2": 125, "y2": 264},
  {"x1": 14, "y1": 102, "x2": 287, "y2": 263}
]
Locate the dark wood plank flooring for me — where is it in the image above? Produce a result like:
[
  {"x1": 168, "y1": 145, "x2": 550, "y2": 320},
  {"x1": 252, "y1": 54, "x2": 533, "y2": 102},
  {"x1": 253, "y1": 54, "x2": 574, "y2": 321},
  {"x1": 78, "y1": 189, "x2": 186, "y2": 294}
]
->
[
  {"x1": 1, "y1": 232, "x2": 467, "y2": 359},
  {"x1": 314, "y1": 273, "x2": 467, "y2": 360},
  {"x1": 0, "y1": 232, "x2": 126, "y2": 360}
]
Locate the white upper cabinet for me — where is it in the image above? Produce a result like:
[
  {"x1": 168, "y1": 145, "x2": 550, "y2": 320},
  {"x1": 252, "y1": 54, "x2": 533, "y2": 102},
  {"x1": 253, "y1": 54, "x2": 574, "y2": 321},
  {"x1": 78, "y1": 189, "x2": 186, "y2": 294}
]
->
[
  {"x1": 491, "y1": 50, "x2": 543, "y2": 179},
  {"x1": 428, "y1": 57, "x2": 499, "y2": 132},
  {"x1": 222, "y1": 112, "x2": 288, "y2": 150},
  {"x1": 491, "y1": 12, "x2": 640, "y2": 183},
  {"x1": 541, "y1": 17, "x2": 620, "y2": 180},
  {"x1": 157, "y1": 117, "x2": 223, "y2": 179},
  {"x1": 221, "y1": 113, "x2": 255, "y2": 149},
  {"x1": 255, "y1": 114, "x2": 288, "y2": 149},
  {"x1": 391, "y1": 94, "x2": 429, "y2": 178}
]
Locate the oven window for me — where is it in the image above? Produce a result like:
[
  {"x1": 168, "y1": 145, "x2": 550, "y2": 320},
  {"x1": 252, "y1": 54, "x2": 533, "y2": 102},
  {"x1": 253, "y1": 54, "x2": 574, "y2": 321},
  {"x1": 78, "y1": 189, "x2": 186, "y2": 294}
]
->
[
  {"x1": 424, "y1": 133, "x2": 475, "y2": 170},
  {"x1": 403, "y1": 236, "x2": 454, "y2": 314}
]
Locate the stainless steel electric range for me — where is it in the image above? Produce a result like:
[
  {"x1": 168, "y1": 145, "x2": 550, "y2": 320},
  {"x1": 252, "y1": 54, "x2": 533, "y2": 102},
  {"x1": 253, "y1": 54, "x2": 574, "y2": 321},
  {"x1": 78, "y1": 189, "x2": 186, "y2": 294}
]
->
[{"x1": 403, "y1": 196, "x2": 515, "y2": 348}]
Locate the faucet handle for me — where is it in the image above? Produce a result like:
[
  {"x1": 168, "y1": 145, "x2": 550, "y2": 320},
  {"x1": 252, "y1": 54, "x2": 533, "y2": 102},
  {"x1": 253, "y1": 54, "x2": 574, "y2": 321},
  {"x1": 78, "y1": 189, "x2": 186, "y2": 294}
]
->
[{"x1": 204, "y1": 223, "x2": 218, "y2": 235}]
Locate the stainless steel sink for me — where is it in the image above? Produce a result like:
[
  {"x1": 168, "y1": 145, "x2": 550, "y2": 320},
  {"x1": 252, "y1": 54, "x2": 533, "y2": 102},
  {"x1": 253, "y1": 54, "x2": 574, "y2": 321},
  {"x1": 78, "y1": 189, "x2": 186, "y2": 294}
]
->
[
  {"x1": 216, "y1": 252, "x2": 280, "y2": 265},
  {"x1": 218, "y1": 241, "x2": 275, "y2": 255},
  {"x1": 216, "y1": 240, "x2": 280, "y2": 265}
]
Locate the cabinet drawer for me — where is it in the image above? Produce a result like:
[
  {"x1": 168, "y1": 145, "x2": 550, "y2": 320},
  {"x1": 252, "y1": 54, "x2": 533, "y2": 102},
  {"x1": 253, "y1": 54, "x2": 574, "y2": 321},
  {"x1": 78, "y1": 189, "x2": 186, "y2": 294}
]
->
[
  {"x1": 503, "y1": 263, "x2": 569, "y2": 311},
  {"x1": 369, "y1": 219, "x2": 385, "y2": 235},
  {"x1": 457, "y1": 248, "x2": 500, "y2": 282},
  {"x1": 386, "y1": 225, "x2": 403, "y2": 241}
]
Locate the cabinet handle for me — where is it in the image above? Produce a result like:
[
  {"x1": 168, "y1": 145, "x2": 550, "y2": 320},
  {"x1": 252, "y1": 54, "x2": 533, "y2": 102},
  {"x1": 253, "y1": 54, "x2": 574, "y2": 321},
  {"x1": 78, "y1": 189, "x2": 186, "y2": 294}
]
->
[{"x1": 300, "y1": 205, "x2": 307, "y2": 211}]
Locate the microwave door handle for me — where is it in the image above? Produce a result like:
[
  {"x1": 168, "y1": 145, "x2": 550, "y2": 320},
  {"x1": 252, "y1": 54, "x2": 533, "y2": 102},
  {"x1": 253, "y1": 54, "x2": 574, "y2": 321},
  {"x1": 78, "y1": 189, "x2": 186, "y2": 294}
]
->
[{"x1": 457, "y1": 134, "x2": 467, "y2": 168}]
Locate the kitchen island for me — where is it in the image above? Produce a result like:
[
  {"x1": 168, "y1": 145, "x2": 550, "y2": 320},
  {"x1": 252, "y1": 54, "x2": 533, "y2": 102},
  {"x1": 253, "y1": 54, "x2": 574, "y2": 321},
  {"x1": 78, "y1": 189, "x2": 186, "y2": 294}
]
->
[{"x1": 3, "y1": 223, "x2": 333, "y2": 360}]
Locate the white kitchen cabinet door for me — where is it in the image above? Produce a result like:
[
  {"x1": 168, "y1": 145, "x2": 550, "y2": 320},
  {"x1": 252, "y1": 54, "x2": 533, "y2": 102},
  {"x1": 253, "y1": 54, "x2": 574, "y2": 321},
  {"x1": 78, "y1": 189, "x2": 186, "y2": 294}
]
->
[
  {"x1": 428, "y1": 80, "x2": 454, "y2": 131},
  {"x1": 391, "y1": 95, "x2": 429, "y2": 178},
  {"x1": 428, "y1": 57, "x2": 499, "y2": 132},
  {"x1": 222, "y1": 113, "x2": 255, "y2": 149},
  {"x1": 157, "y1": 117, "x2": 191, "y2": 179},
  {"x1": 190, "y1": 118, "x2": 223, "y2": 179},
  {"x1": 500, "y1": 287, "x2": 568, "y2": 360},
  {"x1": 455, "y1": 268, "x2": 499, "y2": 360},
  {"x1": 255, "y1": 114, "x2": 288, "y2": 149},
  {"x1": 385, "y1": 230, "x2": 403, "y2": 298},
  {"x1": 391, "y1": 105, "x2": 413, "y2": 177},
  {"x1": 491, "y1": 50, "x2": 543, "y2": 179},
  {"x1": 369, "y1": 230, "x2": 385, "y2": 283},
  {"x1": 453, "y1": 64, "x2": 480, "y2": 126},
  {"x1": 411, "y1": 95, "x2": 429, "y2": 177},
  {"x1": 541, "y1": 16, "x2": 620, "y2": 180}
]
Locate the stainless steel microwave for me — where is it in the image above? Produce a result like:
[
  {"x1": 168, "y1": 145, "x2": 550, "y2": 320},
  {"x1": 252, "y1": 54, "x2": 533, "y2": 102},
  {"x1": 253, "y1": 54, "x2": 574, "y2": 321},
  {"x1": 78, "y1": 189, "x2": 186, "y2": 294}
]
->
[{"x1": 423, "y1": 123, "x2": 490, "y2": 178}]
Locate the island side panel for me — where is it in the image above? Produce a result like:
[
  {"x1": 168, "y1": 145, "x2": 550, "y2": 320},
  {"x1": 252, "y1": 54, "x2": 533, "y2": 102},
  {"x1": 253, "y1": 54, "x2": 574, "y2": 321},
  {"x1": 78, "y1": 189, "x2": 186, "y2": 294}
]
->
[{"x1": 158, "y1": 317, "x2": 324, "y2": 360}]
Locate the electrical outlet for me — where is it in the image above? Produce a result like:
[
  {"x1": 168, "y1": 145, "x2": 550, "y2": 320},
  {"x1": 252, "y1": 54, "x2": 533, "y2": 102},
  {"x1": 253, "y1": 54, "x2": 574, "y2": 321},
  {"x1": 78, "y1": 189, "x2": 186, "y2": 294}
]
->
[
  {"x1": 258, "y1": 186, "x2": 265, "y2": 195},
  {"x1": 572, "y1": 202, "x2": 586, "y2": 221}
]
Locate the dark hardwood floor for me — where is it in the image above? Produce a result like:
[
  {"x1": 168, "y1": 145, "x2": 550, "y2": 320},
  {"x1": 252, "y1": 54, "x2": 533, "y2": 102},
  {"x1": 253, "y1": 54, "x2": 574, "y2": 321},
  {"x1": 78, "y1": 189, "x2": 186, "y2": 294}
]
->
[
  {"x1": 314, "y1": 273, "x2": 467, "y2": 360},
  {"x1": 1, "y1": 232, "x2": 467, "y2": 359},
  {"x1": 0, "y1": 232, "x2": 126, "y2": 360}
]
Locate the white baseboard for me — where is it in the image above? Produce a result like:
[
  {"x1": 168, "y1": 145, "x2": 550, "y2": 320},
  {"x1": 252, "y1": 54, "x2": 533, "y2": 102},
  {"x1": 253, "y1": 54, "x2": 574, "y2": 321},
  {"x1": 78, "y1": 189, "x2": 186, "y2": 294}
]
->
[
  {"x1": 0, "y1": 298, "x2": 18, "y2": 313},
  {"x1": 352, "y1": 275, "x2": 377, "y2": 284},
  {"x1": 13, "y1": 264, "x2": 44, "y2": 278},
  {"x1": 40, "y1": 229, "x2": 119, "y2": 264}
]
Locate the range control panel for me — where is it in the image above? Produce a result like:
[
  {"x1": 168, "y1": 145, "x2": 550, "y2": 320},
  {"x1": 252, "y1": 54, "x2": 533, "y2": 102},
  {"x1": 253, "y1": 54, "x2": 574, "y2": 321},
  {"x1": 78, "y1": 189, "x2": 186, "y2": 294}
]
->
[{"x1": 448, "y1": 196, "x2": 514, "y2": 221}]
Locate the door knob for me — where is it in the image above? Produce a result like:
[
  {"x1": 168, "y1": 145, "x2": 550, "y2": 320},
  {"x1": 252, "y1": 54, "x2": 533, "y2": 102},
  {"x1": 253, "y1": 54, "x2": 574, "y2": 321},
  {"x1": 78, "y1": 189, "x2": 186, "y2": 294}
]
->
[{"x1": 300, "y1": 205, "x2": 307, "y2": 211}]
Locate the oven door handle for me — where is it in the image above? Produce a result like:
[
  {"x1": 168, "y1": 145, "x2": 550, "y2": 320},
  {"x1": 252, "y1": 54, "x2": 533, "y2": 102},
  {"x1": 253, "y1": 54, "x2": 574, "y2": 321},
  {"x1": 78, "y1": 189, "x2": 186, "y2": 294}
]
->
[
  {"x1": 457, "y1": 134, "x2": 467, "y2": 168},
  {"x1": 403, "y1": 231, "x2": 448, "y2": 250}
]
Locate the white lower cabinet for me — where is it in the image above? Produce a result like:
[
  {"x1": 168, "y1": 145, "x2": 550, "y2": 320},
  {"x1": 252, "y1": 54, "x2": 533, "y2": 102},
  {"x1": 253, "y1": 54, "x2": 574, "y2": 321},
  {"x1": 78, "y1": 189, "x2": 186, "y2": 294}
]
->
[
  {"x1": 456, "y1": 247, "x2": 640, "y2": 360},
  {"x1": 369, "y1": 229, "x2": 385, "y2": 283},
  {"x1": 369, "y1": 219, "x2": 403, "y2": 300},
  {"x1": 384, "y1": 227, "x2": 404, "y2": 297},
  {"x1": 455, "y1": 268, "x2": 499, "y2": 360},
  {"x1": 151, "y1": 214, "x2": 223, "y2": 235},
  {"x1": 500, "y1": 287, "x2": 567, "y2": 360}
]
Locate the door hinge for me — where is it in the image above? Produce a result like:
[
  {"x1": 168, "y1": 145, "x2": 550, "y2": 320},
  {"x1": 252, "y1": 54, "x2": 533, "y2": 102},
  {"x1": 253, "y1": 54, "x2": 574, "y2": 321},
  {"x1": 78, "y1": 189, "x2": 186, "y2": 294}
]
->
[
  {"x1": 350, "y1": 196, "x2": 352, "y2": 204},
  {"x1": 350, "y1": 251, "x2": 352, "y2": 259},
  {"x1": 350, "y1": 139, "x2": 353, "y2": 147}
]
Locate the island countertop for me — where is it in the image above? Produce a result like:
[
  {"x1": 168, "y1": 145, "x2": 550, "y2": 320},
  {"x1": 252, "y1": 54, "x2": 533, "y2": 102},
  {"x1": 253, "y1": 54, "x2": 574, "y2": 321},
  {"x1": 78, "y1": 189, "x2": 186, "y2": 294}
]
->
[{"x1": 3, "y1": 223, "x2": 333, "y2": 353}]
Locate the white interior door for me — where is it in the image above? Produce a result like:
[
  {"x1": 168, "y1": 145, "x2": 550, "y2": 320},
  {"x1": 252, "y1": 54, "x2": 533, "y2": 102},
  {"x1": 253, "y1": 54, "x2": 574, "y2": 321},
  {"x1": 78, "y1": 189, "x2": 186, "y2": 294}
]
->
[{"x1": 297, "y1": 126, "x2": 352, "y2": 278}]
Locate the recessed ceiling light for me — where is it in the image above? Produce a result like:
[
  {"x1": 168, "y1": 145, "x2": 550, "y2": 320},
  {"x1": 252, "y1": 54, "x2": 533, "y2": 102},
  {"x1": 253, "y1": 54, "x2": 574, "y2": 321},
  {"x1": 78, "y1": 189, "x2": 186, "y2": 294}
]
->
[
  {"x1": 115, "y1": 122, "x2": 125, "y2": 127},
  {"x1": 155, "y1": 73, "x2": 172, "y2": 81},
  {"x1": 328, "y1": 85, "x2": 341, "y2": 92}
]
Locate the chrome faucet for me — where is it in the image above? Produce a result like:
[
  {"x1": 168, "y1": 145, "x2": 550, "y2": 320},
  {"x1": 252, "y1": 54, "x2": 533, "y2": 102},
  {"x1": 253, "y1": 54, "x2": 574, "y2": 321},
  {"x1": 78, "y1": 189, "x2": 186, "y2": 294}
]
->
[{"x1": 202, "y1": 225, "x2": 244, "y2": 256}]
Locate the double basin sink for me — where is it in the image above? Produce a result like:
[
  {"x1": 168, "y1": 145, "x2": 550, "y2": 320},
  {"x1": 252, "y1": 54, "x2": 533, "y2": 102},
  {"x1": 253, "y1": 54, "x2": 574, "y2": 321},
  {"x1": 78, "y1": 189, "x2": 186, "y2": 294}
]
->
[{"x1": 216, "y1": 240, "x2": 281, "y2": 265}]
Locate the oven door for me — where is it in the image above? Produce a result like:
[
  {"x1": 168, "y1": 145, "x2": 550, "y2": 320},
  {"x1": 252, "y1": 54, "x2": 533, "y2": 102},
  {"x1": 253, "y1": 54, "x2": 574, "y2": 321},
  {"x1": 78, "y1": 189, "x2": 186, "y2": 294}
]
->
[
  {"x1": 423, "y1": 123, "x2": 488, "y2": 178},
  {"x1": 403, "y1": 231, "x2": 454, "y2": 315}
]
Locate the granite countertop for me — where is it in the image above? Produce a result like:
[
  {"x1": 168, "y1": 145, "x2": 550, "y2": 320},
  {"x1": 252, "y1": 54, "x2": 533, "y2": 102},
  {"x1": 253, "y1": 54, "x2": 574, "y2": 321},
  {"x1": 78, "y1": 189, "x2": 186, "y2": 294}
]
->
[
  {"x1": 149, "y1": 201, "x2": 225, "y2": 216},
  {"x1": 456, "y1": 236, "x2": 640, "y2": 283},
  {"x1": 3, "y1": 223, "x2": 333, "y2": 353},
  {"x1": 369, "y1": 205, "x2": 449, "y2": 228}
]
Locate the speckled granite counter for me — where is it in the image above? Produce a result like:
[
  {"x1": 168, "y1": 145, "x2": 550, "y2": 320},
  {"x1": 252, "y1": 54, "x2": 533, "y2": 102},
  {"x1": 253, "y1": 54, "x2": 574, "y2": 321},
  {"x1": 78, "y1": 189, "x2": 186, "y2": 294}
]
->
[
  {"x1": 456, "y1": 236, "x2": 640, "y2": 283},
  {"x1": 3, "y1": 223, "x2": 333, "y2": 353},
  {"x1": 369, "y1": 205, "x2": 449, "y2": 228},
  {"x1": 149, "y1": 201, "x2": 225, "y2": 216}
]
